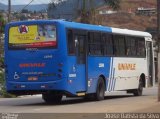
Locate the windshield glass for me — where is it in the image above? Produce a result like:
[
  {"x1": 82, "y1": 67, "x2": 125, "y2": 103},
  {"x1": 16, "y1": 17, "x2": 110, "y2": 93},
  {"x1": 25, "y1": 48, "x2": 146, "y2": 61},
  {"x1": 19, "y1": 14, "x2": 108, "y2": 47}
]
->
[{"x1": 9, "y1": 24, "x2": 57, "y2": 50}]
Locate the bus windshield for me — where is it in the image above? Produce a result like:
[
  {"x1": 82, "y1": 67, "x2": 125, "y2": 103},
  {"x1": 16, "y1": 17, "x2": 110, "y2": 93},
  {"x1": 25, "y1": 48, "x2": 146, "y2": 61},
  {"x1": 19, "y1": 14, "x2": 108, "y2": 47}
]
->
[{"x1": 9, "y1": 24, "x2": 57, "y2": 50}]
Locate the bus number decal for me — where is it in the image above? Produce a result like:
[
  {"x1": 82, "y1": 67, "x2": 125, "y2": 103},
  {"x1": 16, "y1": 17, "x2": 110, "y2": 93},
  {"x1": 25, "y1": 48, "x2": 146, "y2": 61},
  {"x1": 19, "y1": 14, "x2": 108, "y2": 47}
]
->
[
  {"x1": 99, "y1": 63, "x2": 104, "y2": 68},
  {"x1": 69, "y1": 74, "x2": 76, "y2": 78}
]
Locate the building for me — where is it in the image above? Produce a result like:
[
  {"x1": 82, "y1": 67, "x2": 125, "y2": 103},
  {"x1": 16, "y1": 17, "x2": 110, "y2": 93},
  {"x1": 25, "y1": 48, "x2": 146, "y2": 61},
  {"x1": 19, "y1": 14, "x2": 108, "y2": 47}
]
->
[{"x1": 136, "y1": 7, "x2": 156, "y2": 16}]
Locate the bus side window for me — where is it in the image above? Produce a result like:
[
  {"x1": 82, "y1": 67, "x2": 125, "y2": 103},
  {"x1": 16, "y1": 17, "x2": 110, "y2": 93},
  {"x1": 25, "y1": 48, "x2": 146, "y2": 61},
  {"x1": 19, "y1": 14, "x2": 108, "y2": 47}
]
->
[
  {"x1": 102, "y1": 33, "x2": 113, "y2": 56},
  {"x1": 130, "y1": 38, "x2": 136, "y2": 56},
  {"x1": 137, "y1": 38, "x2": 145, "y2": 57},
  {"x1": 67, "y1": 30, "x2": 75, "y2": 55},
  {"x1": 125, "y1": 36, "x2": 137, "y2": 57},
  {"x1": 125, "y1": 36, "x2": 131, "y2": 56},
  {"x1": 88, "y1": 32, "x2": 94, "y2": 55},
  {"x1": 113, "y1": 35, "x2": 125, "y2": 56},
  {"x1": 107, "y1": 34, "x2": 114, "y2": 56},
  {"x1": 88, "y1": 32, "x2": 102, "y2": 56}
]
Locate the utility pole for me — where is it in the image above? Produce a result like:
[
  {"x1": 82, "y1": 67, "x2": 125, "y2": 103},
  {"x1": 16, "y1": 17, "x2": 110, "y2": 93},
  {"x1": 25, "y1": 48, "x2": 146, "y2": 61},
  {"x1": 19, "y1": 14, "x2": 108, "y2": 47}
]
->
[
  {"x1": 157, "y1": 0, "x2": 160, "y2": 102},
  {"x1": 81, "y1": 0, "x2": 87, "y2": 23},
  {"x1": 8, "y1": 0, "x2": 11, "y2": 22},
  {"x1": 79, "y1": 0, "x2": 95, "y2": 24}
]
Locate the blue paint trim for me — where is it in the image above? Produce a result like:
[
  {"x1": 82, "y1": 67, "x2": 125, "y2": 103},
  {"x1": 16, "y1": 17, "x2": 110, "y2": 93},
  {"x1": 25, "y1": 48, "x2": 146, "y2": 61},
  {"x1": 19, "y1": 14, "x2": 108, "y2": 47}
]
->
[
  {"x1": 108, "y1": 57, "x2": 113, "y2": 92},
  {"x1": 111, "y1": 68, "x2": 115, "y2": 91},
  {"x1": 107, "y1": 58, "x2": 111, "y2": 91}
]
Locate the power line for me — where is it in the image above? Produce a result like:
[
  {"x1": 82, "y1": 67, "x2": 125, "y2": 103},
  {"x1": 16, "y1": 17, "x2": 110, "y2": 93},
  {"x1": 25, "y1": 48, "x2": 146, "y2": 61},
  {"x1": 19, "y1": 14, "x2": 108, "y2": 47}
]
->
[
  {"x1": 18, "y1": 0, "x2": 34, "y2": 13},
  {"x1": 8, "y1": 0, "x2": 11, "y2": 22}
]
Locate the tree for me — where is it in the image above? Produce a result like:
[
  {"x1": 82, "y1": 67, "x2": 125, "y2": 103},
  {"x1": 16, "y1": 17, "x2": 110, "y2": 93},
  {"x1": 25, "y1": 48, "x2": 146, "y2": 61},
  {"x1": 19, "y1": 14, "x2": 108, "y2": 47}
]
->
[
  {"x1": 0, "y1": 13, "x2": 5, "y2": 34},
  {"x1": 104, "y1": 0, "x2": 120, "y2": 10},
  {"x1": 79, "y1": 0, "x2": 120, "y2": 24},
  {"x1": 21, "y1": 9, "x2": 29, "y2": 13},
  {"x1": 47, "y1": 0, "x2": 57, "y2": 19}
]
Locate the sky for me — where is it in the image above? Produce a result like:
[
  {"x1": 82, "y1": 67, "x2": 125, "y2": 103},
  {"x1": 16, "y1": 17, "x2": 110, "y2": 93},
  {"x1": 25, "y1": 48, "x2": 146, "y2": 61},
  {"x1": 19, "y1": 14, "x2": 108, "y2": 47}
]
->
[{"x1": 0, "y1": 0, "x2": 51, "y2": 5}]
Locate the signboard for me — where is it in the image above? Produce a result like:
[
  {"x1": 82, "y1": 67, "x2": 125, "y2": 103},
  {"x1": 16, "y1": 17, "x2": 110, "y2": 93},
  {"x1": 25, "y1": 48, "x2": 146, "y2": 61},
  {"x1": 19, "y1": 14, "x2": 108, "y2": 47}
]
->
[{"x1": 9, "y1": 25, "x2": 57, "y2": 49}]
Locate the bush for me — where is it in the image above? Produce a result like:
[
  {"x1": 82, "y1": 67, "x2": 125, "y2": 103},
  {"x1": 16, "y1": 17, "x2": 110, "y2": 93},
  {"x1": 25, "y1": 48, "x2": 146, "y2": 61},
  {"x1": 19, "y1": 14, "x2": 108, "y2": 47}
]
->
[
  {"x1": 0, "y1": 62, "x2": 16, "y2": 98},
  {"x1": 0, "y1": 71, "x2": 16, "y2": 98}
]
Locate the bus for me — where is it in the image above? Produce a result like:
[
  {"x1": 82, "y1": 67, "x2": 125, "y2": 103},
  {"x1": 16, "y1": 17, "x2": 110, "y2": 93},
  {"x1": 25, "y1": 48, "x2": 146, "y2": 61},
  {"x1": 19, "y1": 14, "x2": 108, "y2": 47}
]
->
[{"x1": 5, "y1": 20, "x2": 154, "y2": 103}]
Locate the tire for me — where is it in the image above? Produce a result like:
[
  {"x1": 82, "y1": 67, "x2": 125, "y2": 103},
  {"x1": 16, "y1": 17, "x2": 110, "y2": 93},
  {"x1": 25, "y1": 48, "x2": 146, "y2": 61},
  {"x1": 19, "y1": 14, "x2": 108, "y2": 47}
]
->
[
  {"x1": 95, "y1": 77, "x2": 105, "y2": 101},
  {"x1": 42, "y1": 93, "x2": 62, "y2": 104},
  {"x1": 133, "y1": 81, "x2": 143, "y2": 96}
]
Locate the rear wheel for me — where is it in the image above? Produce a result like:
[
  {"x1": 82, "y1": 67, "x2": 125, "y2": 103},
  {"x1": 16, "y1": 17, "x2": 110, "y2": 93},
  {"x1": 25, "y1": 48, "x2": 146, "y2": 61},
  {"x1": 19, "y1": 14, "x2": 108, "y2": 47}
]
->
[
  {"x1": 42, "y1": 93, "x2": 62, "y2": 104},
  {"x1": 95, "y1": 77, "x2": 105, "y2": 101}
]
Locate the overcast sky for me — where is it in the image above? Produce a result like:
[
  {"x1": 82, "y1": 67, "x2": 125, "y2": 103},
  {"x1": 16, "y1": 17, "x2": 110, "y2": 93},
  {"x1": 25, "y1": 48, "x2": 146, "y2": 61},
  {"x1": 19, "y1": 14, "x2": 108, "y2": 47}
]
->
[{"x1": 0, "y1": 0, "x2": 51, "y2": 5}]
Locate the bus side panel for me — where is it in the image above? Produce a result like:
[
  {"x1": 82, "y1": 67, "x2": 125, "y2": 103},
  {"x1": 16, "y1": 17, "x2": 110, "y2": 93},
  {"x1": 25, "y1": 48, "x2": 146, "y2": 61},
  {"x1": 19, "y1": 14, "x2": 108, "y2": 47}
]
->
[
  {"x1": 87, "y1": 57, "x2": 111, "y2": 93},
  {"x1": 112, "y1": 57, "x2": 148, "y2": 91}
]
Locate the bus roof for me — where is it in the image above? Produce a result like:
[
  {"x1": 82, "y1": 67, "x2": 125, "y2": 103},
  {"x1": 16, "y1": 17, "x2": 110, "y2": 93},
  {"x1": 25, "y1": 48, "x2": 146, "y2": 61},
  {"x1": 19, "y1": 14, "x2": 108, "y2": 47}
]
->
[
  {"x1": 57, "y1": 20, "x2": 152, "y2": 38},
  {"x1": 7, "y1": 19, "x2": 152, "y2": 38},
  {"x1": 112, "y1": 27, "x2": 152, "y2": 38}
]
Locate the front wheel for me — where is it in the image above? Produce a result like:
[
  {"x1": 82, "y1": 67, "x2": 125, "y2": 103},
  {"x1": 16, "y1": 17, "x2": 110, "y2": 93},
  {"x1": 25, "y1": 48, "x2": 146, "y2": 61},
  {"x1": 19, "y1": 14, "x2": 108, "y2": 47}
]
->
[
  {"x1": 95, "y1": 77, "x2": 105, "y2": 101},
  {"x1": 133, "y1": 81, "x2": 143, "y2": 96}
]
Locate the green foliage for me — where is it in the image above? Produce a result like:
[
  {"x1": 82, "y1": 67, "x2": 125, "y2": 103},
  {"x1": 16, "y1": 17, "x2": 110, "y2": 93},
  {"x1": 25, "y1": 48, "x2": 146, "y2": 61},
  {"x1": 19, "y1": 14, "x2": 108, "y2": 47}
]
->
[
  {"x1": 0, "y1": 13, "x2": 5, "y2": 34},
  {"x1": 104, "y1": 0, "x2": 120, "y2": 10},
  {"x1": 80, "y1": 0, "x2": 120, "y2": 24},
  {"x1": 0, "y1": 58, "x2": 16, "y2": 98}
]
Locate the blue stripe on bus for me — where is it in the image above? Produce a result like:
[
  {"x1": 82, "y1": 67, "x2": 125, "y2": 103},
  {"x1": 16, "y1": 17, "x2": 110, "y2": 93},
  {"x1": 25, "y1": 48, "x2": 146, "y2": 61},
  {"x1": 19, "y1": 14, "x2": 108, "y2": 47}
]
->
[
  {"x1": 107, "y1": 57, "x2": 112, "y2": 91},
  {"x1": 108, "y1": 57, "x2": 113, "y2": 92},
  {"x1": 111, "y1": 68, "x2": 115, "y2": 91}
]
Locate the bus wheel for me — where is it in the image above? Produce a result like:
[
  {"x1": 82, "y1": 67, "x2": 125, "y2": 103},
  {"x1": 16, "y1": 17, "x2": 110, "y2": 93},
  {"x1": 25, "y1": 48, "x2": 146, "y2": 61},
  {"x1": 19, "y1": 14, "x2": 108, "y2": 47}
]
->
[
  {"x1": 42, "y1": 93, "x2": 62, "y2": 104},
  {"x1": 133, "y1": 81, "x2": 143, "y2": 96},
  {"x1": 95, "y1": 77, "x2": 105, "y2": 101}
]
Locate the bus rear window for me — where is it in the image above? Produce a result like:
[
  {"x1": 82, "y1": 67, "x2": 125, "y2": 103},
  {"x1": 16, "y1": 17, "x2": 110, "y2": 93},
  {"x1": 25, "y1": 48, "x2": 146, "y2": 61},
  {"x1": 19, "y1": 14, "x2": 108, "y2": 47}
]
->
[{"x1": 9, "y1": 24, "x2": 57, "y2": 50}]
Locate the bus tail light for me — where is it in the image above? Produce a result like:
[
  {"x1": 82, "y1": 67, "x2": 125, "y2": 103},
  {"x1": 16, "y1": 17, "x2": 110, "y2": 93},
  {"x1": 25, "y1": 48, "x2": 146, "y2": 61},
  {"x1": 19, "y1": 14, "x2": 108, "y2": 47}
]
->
[{"x1": 68, "y1": 80, "x2": 72, "y2": 83}]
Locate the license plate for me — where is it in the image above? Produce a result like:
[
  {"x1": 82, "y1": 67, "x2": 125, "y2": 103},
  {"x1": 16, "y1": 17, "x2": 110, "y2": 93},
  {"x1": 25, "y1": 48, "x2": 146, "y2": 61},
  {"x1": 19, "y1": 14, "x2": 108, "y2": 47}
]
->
[{"x1": 28, "y1": 77, "x2": 38, "y2": 81}]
